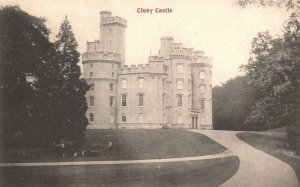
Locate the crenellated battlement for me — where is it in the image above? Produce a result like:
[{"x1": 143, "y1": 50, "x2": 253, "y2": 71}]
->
[
  {"x1": 118, "y1": 59, "x2": 167, "y2": 74},
  {"x1": 191, "y1": 62, "x2": 213, "y2": 67},
  {"x1": 193, "y1": 55, "x2": 213, "y2": 65},
  {"x1": 101, "y1": 15, "x2": 127, "y2": 27},
  {"x1": 170, "y1": 47, "x2": 194, "y2": 60},
  {"x1": 148, "y1": 56, "x2": 164, "y2": 62},
  {"x1": 82, "y1": 51, "x2": 121, "y2": 63},
  {"x1": 86, "y1": 40, "x2": 101, "y2": 52},
  {"x1": 118, "y1": 64, "x2": 150, "y2": 74}
]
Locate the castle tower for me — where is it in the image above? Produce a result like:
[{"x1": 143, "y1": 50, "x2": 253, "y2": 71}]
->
[
  {"x1": 169, "y1": 43, "x2": 193, "y2": 128},
  {"x1": 159, "y1": 36, "x2": 174, "y2": 59},
  {"x1": 82, "y1": 11, "x2": 127, "y2": 129},
  {"x1": 100, "y1": 11, "x2": 127, "y2": 66},
  {"x1": 191, "y1": 50, "x2": 213, "y2": 129}
]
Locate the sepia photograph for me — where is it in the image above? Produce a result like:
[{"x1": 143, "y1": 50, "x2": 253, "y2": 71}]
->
[{"x1": 0, "y1": 0, "x2": 299, "y2": 186}]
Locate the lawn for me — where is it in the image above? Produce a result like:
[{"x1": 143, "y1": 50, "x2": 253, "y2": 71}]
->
[
  {"x1": 0, "y1": 156, "x2": 239, "y2": 187},
  {"x1": 0, "y1": 129, "x2": 239, "y2": 187},
  {"x1": 237, "y1": 131, "x2": 300, "y2": 181},
  {"x1": 2, "y1": 129, "x2": 227, "y2": 162}
]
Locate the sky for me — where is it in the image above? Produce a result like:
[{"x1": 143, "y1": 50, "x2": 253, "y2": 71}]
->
[{"x1": 1, "y1": 0, "x2": 290, "y2": 85}]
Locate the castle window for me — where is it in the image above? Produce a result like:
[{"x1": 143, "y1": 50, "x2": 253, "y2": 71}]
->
[
  {"x1": 94, "y1": 44, "x2": 96, "y2": 51},
  {"x1": 138, "y1": 78, "x2": 144, "y2": 88},
  {"x1": 178, "y1": 64, "x2": 183, "y2": 74},
  {"x1": 110, "y1": 83, "x2": 114, "y2": 92},
  {"x1": 138, "y1": 93, "x2": 144, "y2": 107},
  {"x1": 109, "y1": 96, "x2": 114, "y2": 107},
  {"x1": 109, "y1": 113, "x2": 114, "y2": 123},
  {"x1": 90, "y1": 84, "x2": 94, "y2": 91},
  {"x1": 200, "y1": 99, "x2": 205, "y2": 109},
  {"x1": 162, "y1": 94, "x2": 166, "y2": 106},
  {"x1": 178, "y1": 95, "x2": 183, "y2": 107},
  {"x1": 200, "y1": 71, "x2": 205, "y2": 80},
  {"x1": 89, "y1": 113, "x2": 94, "y2": 122},
  {"x1": 163, "y1": 113, "x2": 166, "y2": 123},
  {"x1": 121, "y1": 94, "x2": 127, "y2": 106},
  {"x1": 200, "y1": 117, "x2": 206, "y2": 125},
  {"x1": 177, "y1": 80, "x2": 183, "y2": 90},
  {"x1": 122, "y1": 80, "x2": 127, "y2": 89},
  {"x1": 90, "y1": 63, "x2": 93, "y2": 68},
  {"x1": 178, "y1": 114, "x2": 183, "y2": 124},
  {"x1": 138, "y1": 113, "x2": 143, "y2": 123},
  {"x1": 200, "y1": 84, "x2": 206, "y2": 93},
  {"x1": 121, "y1": 115, "x2": 126, "y2": 122},
  {"x1": 90, "y1": 72, "x2": 93, "y2": 77},
  {"x1": 112, "y1": 72, "x2": 114, "y2": 77},
  {"x1": 89, "y1": 96, "x2": 94, "y2": 107}
]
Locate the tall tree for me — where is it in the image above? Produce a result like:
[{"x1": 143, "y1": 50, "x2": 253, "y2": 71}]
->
[
  {"x1": 242, "y1": 17, "x2": 300, "y2": 149},
  {"x1": 54, "y1": 16, "x2": 89, "y2": 143},
  {"x1": 0, "y1": 6, "x2": 53, "y2": 146},
  {"x1": 213, "y1": 76, "x2": 257, "y2": 130}
]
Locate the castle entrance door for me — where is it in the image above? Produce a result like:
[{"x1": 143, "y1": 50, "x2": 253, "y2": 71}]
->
[{"x1": 191, "y1": 114, "x2": 198, "y2": 129}]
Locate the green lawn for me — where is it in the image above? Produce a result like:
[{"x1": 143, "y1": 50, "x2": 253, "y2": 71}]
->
[
  {"x1": 0, "y1": 129, "x2": 239, "y2": 187},
  {"x1": 237, "y1": 132, "x2": 300, "y2": 181},
  {"x1": 0, "y1": 156, "x2": 239, "y2": 187},
  {"x1": 2, "y1": 129, "x2": 227, "y2": 162}
]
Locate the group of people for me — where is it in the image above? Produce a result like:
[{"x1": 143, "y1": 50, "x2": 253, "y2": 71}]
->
[{"x1": 54, "y1": 140, "x2": 112, "y2": 158}]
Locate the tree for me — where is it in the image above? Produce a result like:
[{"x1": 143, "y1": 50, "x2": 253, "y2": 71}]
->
[
  {"x1": 213, "y1": 76, "x2": 257, "y2": 130},
  {"x1": 0, "y1": 6, "x2": 54, "y2": 146},
  {"x1": 53, "y1": 16, "x2": 89, "y2": 143},
  {"x1": 242, "y1": 17, "x2": 300, "y2": 150}
]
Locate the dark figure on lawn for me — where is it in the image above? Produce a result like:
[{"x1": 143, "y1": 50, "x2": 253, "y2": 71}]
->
[{"x1": 56, "y1": 141, "x2": 66, "y2": 157}]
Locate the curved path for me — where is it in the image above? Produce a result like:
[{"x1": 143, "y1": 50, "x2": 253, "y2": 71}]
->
[
  {"x1": 191, "y1": 130, "x2": 299, "y2": 187},
  {"x1": 0, "y1": 150, "x2": 234, "y2": 167}
]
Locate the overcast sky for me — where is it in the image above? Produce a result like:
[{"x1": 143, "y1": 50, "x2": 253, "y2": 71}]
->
[{"x1": 1, "y1": 0, "x2": 290, "y2": 85}]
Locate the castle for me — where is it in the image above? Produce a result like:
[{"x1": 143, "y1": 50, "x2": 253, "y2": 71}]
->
[{"x1": 82, "y1": 11, "x2": 213, "y2": 129}]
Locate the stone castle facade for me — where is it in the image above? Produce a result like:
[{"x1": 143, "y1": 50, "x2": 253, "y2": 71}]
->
[{"x1": 82, "y1": 11, "x2": 213, "y2": 129}]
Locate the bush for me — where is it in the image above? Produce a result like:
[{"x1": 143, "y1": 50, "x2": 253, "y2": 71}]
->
[{"x1": 287, "y1": 120, "x2": 300, "y2": 155}]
